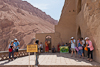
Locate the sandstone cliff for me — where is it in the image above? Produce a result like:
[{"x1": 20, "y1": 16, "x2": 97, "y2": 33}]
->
[
  {"x1": 0, "y1": 0, "x2": 57, "y2": 51},
  {"x1": 0, "y1": 0, "x2": 58, "y2": 25}
]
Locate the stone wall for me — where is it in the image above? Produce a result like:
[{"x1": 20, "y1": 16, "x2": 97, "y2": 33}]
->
[
  {"x1": 75, "y1": 0, "x2": 100, "y2": 63},
  {"x1": 36, "y1": 0, "x2": 100, "y2": 63},
  {"x1": 55, "y1": 0, "x2": 77, "y2": 45},
  {"x1": 36, "y1": 33, "x2": 55, "y2": 50}
]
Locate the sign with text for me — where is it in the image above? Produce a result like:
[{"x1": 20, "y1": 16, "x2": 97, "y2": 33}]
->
[
  {"x1": 27, "y1": 44, "x2": 38, "y2": 52},
  {"x1": 60, "y1": 46, "x2": 69, "y2": 53}
]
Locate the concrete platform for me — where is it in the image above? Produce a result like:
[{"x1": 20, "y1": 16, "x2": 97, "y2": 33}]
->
[{"x1": 0, "y1": 53, "x2": 100, "y2": 66}]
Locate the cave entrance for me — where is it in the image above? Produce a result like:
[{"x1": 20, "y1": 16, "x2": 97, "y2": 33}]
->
[
  {"x1": 77, "y1": 27, "x2": 81, "y2": 39},
  {"x1": 45, "y1": 35, "x2": 52, "y2": 50}
]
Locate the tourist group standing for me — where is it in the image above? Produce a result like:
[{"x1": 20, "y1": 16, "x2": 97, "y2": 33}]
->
[
  {"x1": 8, "y1": 37, "x2": 94, "y2": 62},
  {"x1": 69, "y1": 37, "x2": 94, "y2": 62},
  {"x1": 8, "y1": 38, "x2": 20, "y2": 61}
]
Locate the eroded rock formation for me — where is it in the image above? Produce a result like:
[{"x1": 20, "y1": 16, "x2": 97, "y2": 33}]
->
[{"x1": 0, "y1": 0, "x2": 57, "y2": 51}]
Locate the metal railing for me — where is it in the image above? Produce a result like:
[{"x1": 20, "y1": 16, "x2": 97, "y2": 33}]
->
[{"x1": 0, "y1": 49, "x2": 31, "y2": 61}]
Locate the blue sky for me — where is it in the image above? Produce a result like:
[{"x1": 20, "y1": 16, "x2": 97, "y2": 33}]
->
[{"x1": 22, "y1": 0, "x2": 65, "y2": 20}]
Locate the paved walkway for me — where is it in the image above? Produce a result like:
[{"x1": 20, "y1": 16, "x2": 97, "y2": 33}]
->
[{"x1": 0, "y1": 53, "x2": 100, "y2": 65}]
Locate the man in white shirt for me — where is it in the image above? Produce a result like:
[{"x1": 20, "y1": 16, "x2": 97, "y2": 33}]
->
[
  {"x1": 82, "y1": 38, "x2": 85, "y2": 47},
  {"x1": 40, "y1": 42, "x2": 43, "y2": 53}
]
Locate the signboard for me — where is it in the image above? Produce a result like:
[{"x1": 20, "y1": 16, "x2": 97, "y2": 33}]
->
[
  {"x1": 60, "y1": 46, "x2": 69, "y2": 53},
  {"x1": 27, "y1": 44, "x2": 38, "y2": 52}
]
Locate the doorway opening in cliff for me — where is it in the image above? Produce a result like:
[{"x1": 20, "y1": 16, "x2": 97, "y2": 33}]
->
[
  {"x1": 45, "y1": 35, "x2": 52, "y2": 50},
  {"x1": 77, "y1": 0, "x2": 82, "y2": 14},
  {"x1": 77, "y1": 27, "x2": 81, "y2": 39}
]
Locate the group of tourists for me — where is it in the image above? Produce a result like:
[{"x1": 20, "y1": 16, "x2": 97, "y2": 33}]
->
[
  {"x1": 8, "y1": 37, "x2": 94, "y2": 63},
  {"x1": 33, "y1": 37, "x2": 94, "y2": 66},
  {"x1": 69, "y1": 37, "x2": 94, "y2": 62},
  {"x1": 56, "y1": 37, "x2": 94, "y2": 62},
  {"x1": 8, "y1": 38, "x2": 42, "y2": 65},
  {"x1": 8, "y1": 38, "x2": 20, "y2": 61}
]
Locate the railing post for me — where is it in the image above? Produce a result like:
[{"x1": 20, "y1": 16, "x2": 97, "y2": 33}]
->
[{"x1": 0, "y1": 49, "x2": 28, "y2": 61}]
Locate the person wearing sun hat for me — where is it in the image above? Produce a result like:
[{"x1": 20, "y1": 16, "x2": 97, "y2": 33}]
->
[
  {"x1": 69, "y1": 37, "x2": 76, "y2": 57},
  {"x1": 8, "y1": 40, "x2": 15, "y2": 61},
  {"x1": 85, "y1": 37, "x2": 94, "y2": 62},
  {"x1": 14, "y1": 38, "x2": 20, "y2": 58}
]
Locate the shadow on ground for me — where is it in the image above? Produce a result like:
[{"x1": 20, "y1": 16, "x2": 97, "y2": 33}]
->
[{"x1": 41, "y1": 53, "x2": 100, "y2": 65}]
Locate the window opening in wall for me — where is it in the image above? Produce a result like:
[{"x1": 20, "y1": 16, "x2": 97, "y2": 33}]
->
[
  {"x1": 77, "y1": 0, "x2": 82, "y2": 14},
  {"x1": 73, "y1": 10, "x2": 75, "y2": 12}
]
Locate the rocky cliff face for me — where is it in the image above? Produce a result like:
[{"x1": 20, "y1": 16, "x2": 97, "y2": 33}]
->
[
  {"x1": 0, "y1": 0, "x2": 57, "y2": 51},
  {"x1": 0, "y1": 0, "x2": 58, "y2": 25}
]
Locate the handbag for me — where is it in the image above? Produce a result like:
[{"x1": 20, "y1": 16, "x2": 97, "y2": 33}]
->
[
  {"x1": 84, "y1": 47, "x2": 88, "y2": 51},
  {"x1": 84, "y1": 44, "x2": 88, "y2": 51},
  {"x1": 9, "y1": 48, "x2": 13, "y2": 52},
  {"x1": 84, "y1": 45, "x2": 88, "y2": 51},
  {"x1": 78, "y1": 46, "x2": 83, "y2": 50}
]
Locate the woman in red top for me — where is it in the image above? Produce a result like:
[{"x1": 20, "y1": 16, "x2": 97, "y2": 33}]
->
[
  {"x1": 45, "y1": 41, "x2": 49, "y2": 52},
  {"x1": 8, "y1": 40, "x2": 15, "y2": 61},
  {"x1": 57, "y1": 43, "x2": 60, "y2": 52}
]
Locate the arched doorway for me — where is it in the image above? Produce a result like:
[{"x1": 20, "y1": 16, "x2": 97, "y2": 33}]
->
[
  {"x1": 45, "y1": 35, "x2": 51, "y2": 50},
  {"x1": 77, "y1": 27, "x2": 81, "y2": 39}
]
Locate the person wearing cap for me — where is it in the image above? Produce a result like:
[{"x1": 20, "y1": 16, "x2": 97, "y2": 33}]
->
[
  {"x1": 8, "y1": 40, "x2": 15, "y2": 61},
  {"x1": 69, "y1": 37, "x2": 76, "y2": 57},
  {"x1": 14, "y1": 38, "x2": 20, "y2": 58},
  {"x1": 85, "y1": 37, "x2": 94, "y2": 62}
]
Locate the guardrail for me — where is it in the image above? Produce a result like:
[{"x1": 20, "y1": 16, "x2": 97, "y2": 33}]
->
[{"x1": 0, "y1": 49, "x2": 32, "y2": 61}]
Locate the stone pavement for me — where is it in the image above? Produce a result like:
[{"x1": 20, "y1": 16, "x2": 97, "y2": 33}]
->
[{"x1": 0, "y1": 53, "x2": 100, "y2": 65}]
